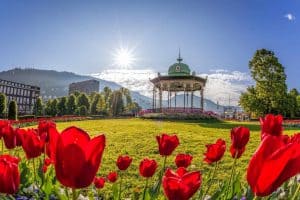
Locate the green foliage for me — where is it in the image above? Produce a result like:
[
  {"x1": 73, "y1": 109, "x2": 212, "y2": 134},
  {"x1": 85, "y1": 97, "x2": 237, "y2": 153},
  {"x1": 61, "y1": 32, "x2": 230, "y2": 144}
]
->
[
  {"x1": 0, "y1": 93, "x2": 6, "y2": 118},
  {"x1": 57, "y1": 97, "x2": 67, "y2": 116},
  {"x1": 33, "y1": 97, "x2": 43, "y2": 116},
  {"x1": 109, "y1": 90, "x2": 124, "y2": 116},
  {"x1": 77, "y1": 93, "x2": 90, "y2": 113},
  {"x1": 8, "y1": 100, "x2": 17, "y2": 120},
  {"x1": 66, "y1": 94, "x2": 77, "y2": 115},
  {"x1": 240, "y1": 49, "x2": 288, "y2": 116},
  {"x1": 45, "y1": 99, "x2": 58, "y2": 117},
  {"x1": 91, "y1": 93, "x2": 107, "y2": 115},
  {"x1": 77, "y1": 105, "x2": 88, "y2": 116}
]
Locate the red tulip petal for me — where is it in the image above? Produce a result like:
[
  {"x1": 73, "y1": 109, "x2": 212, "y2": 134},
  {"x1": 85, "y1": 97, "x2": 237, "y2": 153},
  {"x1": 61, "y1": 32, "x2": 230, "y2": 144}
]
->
[{"x1": 60, "y1": 127, "x2": 90, "y2": 149}]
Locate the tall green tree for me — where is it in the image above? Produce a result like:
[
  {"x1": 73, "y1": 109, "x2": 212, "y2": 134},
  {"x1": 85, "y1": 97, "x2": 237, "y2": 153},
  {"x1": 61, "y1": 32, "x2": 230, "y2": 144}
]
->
[
  {"x1": 239, "y1": 49, "x2": 288, "y2": 116},
  {"x1": 77, "y1": 93, "x2": 90, "y2": 113},
  {"x1": 57, "y1": 97, "x2": 68, "y2": 116},
  {"x1": 8, "y1": 100, "x2": 17, "y2": 120},
  {"x1": 33, "y1": 97, "x2": 43, "y2": 116},
  {"x1": 46, "y1": 99, "x2": 58, "y2": 117},
  {"x1": 66, "y1": 94, "x2": 77, "y2": 115},
  {"x1": 110, "y1": 90, "x2": 124, "y2": 116},
  {"x1": 0, "y1": 93, "x2": 7, "y2": 118}
]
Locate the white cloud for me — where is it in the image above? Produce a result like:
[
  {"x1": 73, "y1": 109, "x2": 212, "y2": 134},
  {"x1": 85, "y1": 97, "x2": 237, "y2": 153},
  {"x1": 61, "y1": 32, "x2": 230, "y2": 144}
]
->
[
  {"x1": 91, "y1": 68, "x2": 253, "y2": 106},
  {"x1": 284, "y1": 13, "x2": 296, "y2": 21}
]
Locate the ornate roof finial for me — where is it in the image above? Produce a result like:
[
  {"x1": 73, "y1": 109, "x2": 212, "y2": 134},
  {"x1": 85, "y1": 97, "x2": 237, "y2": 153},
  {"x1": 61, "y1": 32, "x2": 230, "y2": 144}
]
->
[{"x1": 177, "y1": 48, "x2": 183, "y2": 63}]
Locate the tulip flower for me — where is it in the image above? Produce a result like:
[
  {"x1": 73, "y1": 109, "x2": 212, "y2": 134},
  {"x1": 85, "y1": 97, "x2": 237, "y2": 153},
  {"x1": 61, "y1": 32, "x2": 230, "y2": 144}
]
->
[
  {"x1": 55, "y1": 126, "x2": 105, "y2": 189},
  {"x1": 15, "y1": 128, "x2": 25, "y2": 147},
  {"x1": 260, "y1": 114, "x2": 283, "y2": 140},
  {"x1": 116, "y1": 155, "x2": 132, "y2": 200},
  {"x1": 140, "y1": 158, "x2": 158, "y2": 200},
  {"x1": 162, "y1": 167, "x2": 202, "y2": 200},
  {"x1": 94, "y1": 177, "x2": 105, "y2": 189},
  {"x1": 116, "y1": 155, "x2": 132, "y2": 171},
  {"x1": 0, "y1": 155, "x2": 20, "y2": 194},
  {"x1": 230, "y1": 126, "x2": 250, "y2": 158},
  {"x1": 139, "y1": 158, "x2": 158, "y2": 178},
  {"x1": 1, "y1": 123, "x2": 16, "y2": 149},
  {"x1": 175, "y1": 153, "x2": 193, "y2": 168},
  {"x1": 21, "y1": 129, "x2": 45, "y2": 159},
  {"x1": 247, "y1": 133, "x2": 300, "y2": 196},
  {"x1": 204, "y1": 139, "x2": 226, "y2": 164},
  {"x1": 107, "y1": 171, "x2": 118, "y2": 183},
  {"x1": 38, "y1": 120, "x2": 56, "y2": 142},
  {"x1": 45, "y1": 126, "x2": 59, "y2": 162},
  {"x1": 156, "y1": 134, "x2": 179, "y2": 156}
]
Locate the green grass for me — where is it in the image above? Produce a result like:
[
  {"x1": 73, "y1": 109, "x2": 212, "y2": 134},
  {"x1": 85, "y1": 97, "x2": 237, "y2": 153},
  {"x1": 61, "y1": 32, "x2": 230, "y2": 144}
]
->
[{"x1": 4, "y1": 118, "x2": 300, "y2": 198}]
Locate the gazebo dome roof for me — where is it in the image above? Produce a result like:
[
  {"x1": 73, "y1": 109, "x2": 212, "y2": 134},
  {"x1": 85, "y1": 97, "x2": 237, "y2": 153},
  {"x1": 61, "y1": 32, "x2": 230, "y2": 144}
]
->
[{"x1": 168, "y1": 54, "x2": 191, "y2": 76}]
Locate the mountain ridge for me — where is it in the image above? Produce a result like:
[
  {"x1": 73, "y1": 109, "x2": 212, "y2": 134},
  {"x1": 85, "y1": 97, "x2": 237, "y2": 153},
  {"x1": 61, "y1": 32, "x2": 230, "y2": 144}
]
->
[{"x1": 0, "y1": 68, "x2": 226, "y2": 112}]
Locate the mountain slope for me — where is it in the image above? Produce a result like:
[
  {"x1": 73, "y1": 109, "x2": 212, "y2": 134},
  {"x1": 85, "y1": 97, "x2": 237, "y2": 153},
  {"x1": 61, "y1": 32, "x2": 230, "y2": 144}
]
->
[{"x1": 0, "y1": 68, "x2": 225, "y2": 112}]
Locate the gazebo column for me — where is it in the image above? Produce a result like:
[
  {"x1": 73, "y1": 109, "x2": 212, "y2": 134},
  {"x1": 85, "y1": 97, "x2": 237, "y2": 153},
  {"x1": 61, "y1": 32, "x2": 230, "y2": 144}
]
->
[
  {"x1": 152, "y1": 87, "x2": 155, "y2": 111},
  {"x1": 159, "y1": 88, "x2": 162, "y2": 112},
  {"x1": 170, "y1": 91, "x2": 172, "y2": 109},
  {"x1": 191, "y1": 91, "x2": 194, "y2": 109},
  {"x1": 186, "y1": 91, "x2": 189, "y2": 109},
  {"x1": 200, "y1": 88, "x2": 204, "y2": 112},
  {"x1": 183, "y1": 86, "x2": 186, "y2": 111},
  {"x1": 175, "y1": 92, "x2": 177, "y2": 109}
]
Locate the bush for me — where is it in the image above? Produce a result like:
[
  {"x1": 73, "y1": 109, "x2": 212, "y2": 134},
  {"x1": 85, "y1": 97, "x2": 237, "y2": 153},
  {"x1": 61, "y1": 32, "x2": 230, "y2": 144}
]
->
[
  {"x1": 18, "y1": 115, "x2": 35, "y2": 120},
  {"x1": 77, "y1": 105, "x2": 88, "y2": 116},
  {"x1": 0, "y1": 93, "x2": 6, "y2": 118},
  {"x1": 8, "y1": 100, "x2": 17, "y2": 120}
]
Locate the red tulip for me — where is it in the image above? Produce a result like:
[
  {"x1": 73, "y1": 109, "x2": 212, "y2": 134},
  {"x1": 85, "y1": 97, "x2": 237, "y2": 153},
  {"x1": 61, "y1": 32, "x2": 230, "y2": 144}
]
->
[
  {"x1": 44, "y1": 158, "x2": 53, "y2": 167},
  {"x1": 230, "y1": 126, "x2": 250, "y2": 158},
  {"x1": 21, "y1": 129, "x2": 45, "y2": 159},
  {"x1": 45, "y1": 126, "x2": 60, "y2": 162},
  {"x1": 0, "y1": 120, "x2": 10, "y2": 139},
  {"x1": 204, "y1": 139, "x2": 226, "y2": 164},
  {"x1": 55, "y1": 126, "x2": 105, "y2": 189},
  {"x1": 139, "y1": 158, "x2": 158, "y2": 178},
  {"x1": 156, "y1": 134, "x2": 179, "y2": 156},
  {"x1": 117, "y1": 155, "x2": 132, "y2": 171},
  {"x1": 0, "y1": 155, "x2": 20, "y2": 194},
  {"x1": 107, "y1": 171, "x2": 118, "y2": 183},
  {"x1": 247, "y1": 133, "x2": 300, "y2": 196},
  {"x1": 1, "y1": 123, "x2": 16, "y2": 149},
  {"x1": 94, "y1": 177, "x2": 105, "y2": 189},
  {"x1": 38, "y1": 120, "x2": 56, "y2": 142},
  {"x1": 15, "y1": 128, "x2": 26, "y2": 147},
  {"x1": 260, "y1": 114, "x2": 283, "y2": 139},
  {"x1": 175, "y1": 154, "x2": 193, "y2": 168},
  {"x1": 163, "y1": 167, "x2": 202, "y2": 200},
  {"x1": 42, "y1": 165, "x2": 48, "y2": 173}
]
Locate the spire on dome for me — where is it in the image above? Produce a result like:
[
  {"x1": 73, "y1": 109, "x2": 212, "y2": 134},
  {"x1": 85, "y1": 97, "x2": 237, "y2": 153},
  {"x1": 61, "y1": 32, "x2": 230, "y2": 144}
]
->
[{"x1": 177, "y1": 48, "x2": 183, "y2": 63}]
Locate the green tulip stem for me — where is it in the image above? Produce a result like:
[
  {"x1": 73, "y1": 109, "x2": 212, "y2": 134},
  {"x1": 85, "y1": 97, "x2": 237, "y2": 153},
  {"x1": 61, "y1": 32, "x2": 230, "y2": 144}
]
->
[
  {"x1": 162, "y1": 156, "x2": 167, "y2": 172},
  {"x1": 292, "y1": 183, "x2": 300, "y2": 200},
  {"x1": 32, "y1": 158, "x2": 37, "y2": 185},
  {"x1": 225, "y1": 152, "x2": 238, "y2": 199},
  {"x1": 1, "y1": 140, "x2": 3, "y2": 154},
  {"x1": 72, "y1": 188, "x2": 76, "y2": 200},
  {"x1": 202, "y1": 162, "x2": 219, "y2": 199},
  {"x1": 118, "y1": 172, "x2": 123, "y2": 200},
  {"x1": 142, "y1": 179, "x2": 149, "y2": 200}
]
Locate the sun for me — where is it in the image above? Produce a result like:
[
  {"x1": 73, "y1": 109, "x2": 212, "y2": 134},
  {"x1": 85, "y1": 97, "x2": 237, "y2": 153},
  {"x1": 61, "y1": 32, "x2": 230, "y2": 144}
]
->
[{"x1": 112, "y1": 46, "x2": 136, "y2": 69}]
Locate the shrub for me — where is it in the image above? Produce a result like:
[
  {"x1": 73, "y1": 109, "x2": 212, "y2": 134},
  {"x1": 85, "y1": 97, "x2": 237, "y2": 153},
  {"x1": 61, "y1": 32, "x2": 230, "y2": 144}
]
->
[{"x1": 8, "y1": 100, "x2": 17, "y2": 120}]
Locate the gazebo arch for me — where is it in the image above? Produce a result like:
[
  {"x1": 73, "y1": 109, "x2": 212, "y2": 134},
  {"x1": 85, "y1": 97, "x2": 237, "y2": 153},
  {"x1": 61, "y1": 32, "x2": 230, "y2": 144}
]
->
[{"x1": 150, "y1": 52, "x2": 207, "y2": 113}]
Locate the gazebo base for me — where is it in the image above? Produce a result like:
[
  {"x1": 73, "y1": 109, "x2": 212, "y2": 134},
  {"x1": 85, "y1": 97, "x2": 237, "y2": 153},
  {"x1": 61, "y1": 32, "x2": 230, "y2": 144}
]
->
[{"x1": 139, "y1": 109, "x2": 220, "y2": 120}]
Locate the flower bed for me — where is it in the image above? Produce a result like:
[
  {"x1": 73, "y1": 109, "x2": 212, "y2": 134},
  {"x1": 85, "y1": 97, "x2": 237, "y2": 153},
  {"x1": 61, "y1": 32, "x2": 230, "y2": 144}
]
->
[{"x1": 0, "y1": 114, "x2": 300, "y2": 199}]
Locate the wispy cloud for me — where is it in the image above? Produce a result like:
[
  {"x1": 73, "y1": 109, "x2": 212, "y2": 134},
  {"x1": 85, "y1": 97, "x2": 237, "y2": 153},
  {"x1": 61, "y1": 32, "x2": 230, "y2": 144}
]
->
[
  {"x1": 284, "y1": 13, "x2": 296, "y2": 21},
  {"x1": 91, "y1": 68, "x2": 253, "y2": 106}
]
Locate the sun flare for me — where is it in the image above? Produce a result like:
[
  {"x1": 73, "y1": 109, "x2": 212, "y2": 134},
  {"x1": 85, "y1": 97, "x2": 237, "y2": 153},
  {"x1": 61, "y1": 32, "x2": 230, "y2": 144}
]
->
[{"x1": 112, "y1": 47, "x2": 136, "y2": 69}]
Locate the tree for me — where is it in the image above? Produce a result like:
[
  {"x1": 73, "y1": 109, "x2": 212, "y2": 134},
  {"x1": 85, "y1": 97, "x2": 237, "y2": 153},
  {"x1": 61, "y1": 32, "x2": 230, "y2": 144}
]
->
[
  {"x1": 46, "y1": 99, "x2": 58, "y2": 117},
  {"x1": 66, "y1": 94, "x2": 77, "y2": 115},
  {"x1": 286, "y1": 89, "x2": 299, "y2": 118},
  {"x1": 77, "y1": 93, "x2": 90, "y2": 113},
  {"x1": 57, "y1": 97, "x2": 67, "y2": 116},
  {"x1": 109, "y1": 90, "x2": 124, "y2": 116},
  {"x1": 90, "y1": 94, "x2": 107, "y2": 115},
  {"x1": 0, "y1": 93, "x2": 6, "y2": 118},
  {"x1": 77, "y1": 105, "x2": 88, "y2": 116},
  {"x1": 239, "y1": 49, "x2": 288, "y2": 116},
  {"x1": 8, "y1": 100, "x2": 17, "y2": 120},
  {"x1": 33, "y1": 97, "x2": 43, "y2": 116}
]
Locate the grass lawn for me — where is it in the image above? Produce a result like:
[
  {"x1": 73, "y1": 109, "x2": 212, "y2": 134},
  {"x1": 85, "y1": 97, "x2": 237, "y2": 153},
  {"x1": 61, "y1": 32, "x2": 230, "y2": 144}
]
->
[{"x1": 5, "y1": 118, "x2": 300, "y2": 198}]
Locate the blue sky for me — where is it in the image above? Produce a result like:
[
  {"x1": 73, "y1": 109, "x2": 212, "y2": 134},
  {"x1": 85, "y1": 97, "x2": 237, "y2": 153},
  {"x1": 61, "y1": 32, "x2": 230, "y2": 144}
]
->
[{"x1": 0, "y1": 0, "x2": 299, "y2": 91}]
